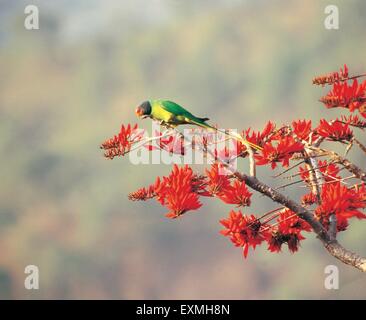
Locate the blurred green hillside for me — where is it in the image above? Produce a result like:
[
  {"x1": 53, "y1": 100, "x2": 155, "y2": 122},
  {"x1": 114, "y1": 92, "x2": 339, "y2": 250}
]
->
[{"x1": 0, "y1": 0, "x2": 365, "y2": 299}]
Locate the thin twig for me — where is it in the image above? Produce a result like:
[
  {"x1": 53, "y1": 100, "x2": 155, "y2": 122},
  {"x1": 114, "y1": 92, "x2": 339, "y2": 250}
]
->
[
  {"x1": 275, "y1": 179, "x2": 304, "y2": 190},
  {"x1": 344, "y1": 140, "x2": 354, "y2": 157},
  {"x1": 127, "y1": 129, "x2": 174, "y2": 153},
  {"x1": 282, "y1": 161, "x2": 341, "y2": 180},
  {"x1": 354, "y1": 138, "x2": 366, "y2": 154},
  {"x1": 272, "y1": 160, "x2": 305, "y2": 178},
  {"x1": 298, "y1": 175, "x2": 355, "y2": 188},
  {"x1": 309, "y1": 146, "x2": 366, "y2": 182}
]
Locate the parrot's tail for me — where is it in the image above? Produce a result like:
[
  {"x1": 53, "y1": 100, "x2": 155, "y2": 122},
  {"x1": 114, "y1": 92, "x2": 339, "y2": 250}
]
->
[
  {"x1": 196, "y1": 117, "x2": 210, "y2": 122},
  {"x1": 226, "y1": 130, "x2": 263, "y2": 151},
  {"x1": 189, "y1": 119, "x2": 263, "y2": 151},
  {"x1": 189, "y1": 118, "x2": 216, "y2": 131},
  {"x1": 243, "y1": 139, "x2": 263, "y2": 151}
]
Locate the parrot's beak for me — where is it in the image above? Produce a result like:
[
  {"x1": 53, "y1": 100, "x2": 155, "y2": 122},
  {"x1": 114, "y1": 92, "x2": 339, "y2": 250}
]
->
[
  {"x1": 135, "y1": 106, "x2": 149, "y2": 119},
  {"x1": 135, "y1": 107, "x2": 144, "y2": 118}
]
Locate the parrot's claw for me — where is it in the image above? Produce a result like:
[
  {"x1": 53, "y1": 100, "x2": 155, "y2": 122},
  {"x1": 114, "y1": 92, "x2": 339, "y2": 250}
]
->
[{"x1": 159, "y1": 121, "x2": 173, "y2": 130}]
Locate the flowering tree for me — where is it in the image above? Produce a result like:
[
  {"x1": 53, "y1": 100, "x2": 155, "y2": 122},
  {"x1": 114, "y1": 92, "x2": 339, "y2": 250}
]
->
[{"x1": 101, "y1": 65, "x2": 366, "y2": 272}]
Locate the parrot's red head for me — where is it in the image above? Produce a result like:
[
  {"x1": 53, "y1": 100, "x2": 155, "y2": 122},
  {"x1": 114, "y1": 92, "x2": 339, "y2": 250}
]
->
[{"x1": 135, "y1": 101, "x2": 152, "y2": 119}]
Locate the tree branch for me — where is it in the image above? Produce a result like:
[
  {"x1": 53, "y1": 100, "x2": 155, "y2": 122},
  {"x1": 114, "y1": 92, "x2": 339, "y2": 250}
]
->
[
  {"x1": 329, "y1": 214, "x2": 337, "y2": 241},
  {"x1": 303, "y1": 149, "x2": 322, "y2": 203},
  {"x1": 325, "y1": 242, "x2": 366, "y2": 272}
]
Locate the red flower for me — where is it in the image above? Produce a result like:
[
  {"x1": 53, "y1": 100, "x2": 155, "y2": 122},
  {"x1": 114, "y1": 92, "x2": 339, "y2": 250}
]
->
[
  {"x1": 158, "y1": 165, "x2": 203, "y2": 218},
  {"x1": 312, "y1": 64, "x2": 349, "y2": 86},
  {"x1": 205, "y1": 163, "x2": 231, "y2": 195},
  {"x1": 129, "y1": 176, "x2": 163, "y2": 202},
  {"x1": 361, "y1": 108, "x2": 366, "y2": 119},
  {"x1": 287, "y1": 234, "x2": 305, "y2": 253},
  {"x1": 261, "y1": 121, "x2": 277, "y2": 139},
  {"x1": 319, "y1": 160, "x2": 341, "y2": 183},
  {"x1": 317, "y1": 119, "x2": 353, "y2": 142},
  {"x1": 336, "y1": 215, "x2": 349, "y2": 232},
  {"x1": 266, "y1": 209, "x2": 310, "y2": 253},
  {"x1": 241, "y1": 121, "x2": 276, "y2": 153},
  {"x1": 255, "y1": 137, "x2": 304, "y2": 169},
  {"x1": 220, "y1": 211, "x2": 268, "y2": 258},
  {"x1": 164, "y1": 191, "x2": 202, "y2": 219},
  {"x1": 315, "y1": 182, "x2": 366, "y2": 231},
  {"x1": 218, "y1": 180, "x2": 252, "y2": 207},
  {"x1": 277, "y1": 209, "x2": 312, "y2": 234},
  {"x1": 100, "y1": 124, "x2": 144, "y2": 159},
  {"x1": 266, "y1": 232, "x2": 286, "y2": 253},
  {"x1": 320, "y1": 79, "x2": 366, "y2": 112},
  {"x1": 128, "y1": 185, "x2": 155, "y2": 201},
  {"x1": 292, "y1": 119, "x2": 313, "y2": 141},
  {"x1": 339, "y1": 114, "x2": 366, "y2": 129},
  {"x1": 301, "y1": 192, "x2": 318, "y2": 206},
  {"x1": 298, "y1": 166, "x2": 311, "y2": 184},
  {"x1": 129, "y1": 165, "x2": 205, "y2": 218},
  {"x1": 267, "y1": 232, "x2": 305, "y2": 253}
]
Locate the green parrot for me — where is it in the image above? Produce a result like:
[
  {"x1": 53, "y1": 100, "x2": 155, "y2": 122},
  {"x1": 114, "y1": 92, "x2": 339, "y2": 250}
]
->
[
  {"x1": 135, "y1": 99, "x2": 213, "y2": 130},
  {"x1": 135, "y1": 99, "x2": 262, "y2": 151}
]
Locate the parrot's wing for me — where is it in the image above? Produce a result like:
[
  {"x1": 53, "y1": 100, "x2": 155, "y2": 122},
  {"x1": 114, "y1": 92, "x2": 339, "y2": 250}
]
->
[
  {"x1": 157, "y1": 99, "x2": 215, "y2": 130},
  {"x1": 159, "y1": 100, "x2": 193, "y2": 118}
]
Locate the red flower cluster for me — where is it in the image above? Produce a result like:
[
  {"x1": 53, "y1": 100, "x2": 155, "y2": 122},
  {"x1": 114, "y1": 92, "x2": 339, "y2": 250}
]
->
[
  {"x1": 100, "y1": 124, "x2": 144, "y2": 159},
  {"x1": 128, "y1": 184, "x2": 156, "y2": 201},
  {"x1": 317, "y1": 119, "x2": 353, "y2": 142},
  {"x1": 267, "y1": 209, "x2": 311, "y2": 253},
  {"x1": 220, "y1": 209, "x2": 311, "y2": 257},
  {"x1": 130, "y1": 164, "x2": 254, "y2": 219},
  {"x1": 301, "y1": 192, "x2": 318, "y2": 206},
  {"x1": 255, "y1": 136, "x2": 304, "y2": 169},
  {"x1": 292, "y1": 119, "x2": 313, "y2": 141},
  {"x1": 315, "y1": 65, "x2": 366, "y2": 118},
  {"x1": 205, "y1": 163, "x2": 231, "y2": 195},
  {"x1": 220, "y1": 211, "x2": 268, "y2": 258},
  {"x1": 139, "y1": 165, "x2": 204, "y2": 218},
  {"x1": 159, "y1": 165, "x2": 203, "y2": 218},
  {"x1": 315, "y1": 182, "x2": 366, "y2": 232},
  {"x1": 339, "y1": 114, "x2": 366, "y2": 129},
  {"x1": 218, "y1": 180, "x2": 252, "y2": 207},
  {"x1": 205, "y1": 164, "x2": 252, "y2": 206},
  {"x1": 320, "y1": 79, "x2": 366, "y2": 114},
  {"x1": 312, "y1": 64, "x2": 349, "y2": 86}
]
